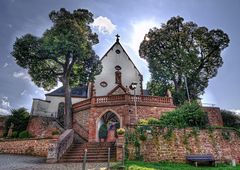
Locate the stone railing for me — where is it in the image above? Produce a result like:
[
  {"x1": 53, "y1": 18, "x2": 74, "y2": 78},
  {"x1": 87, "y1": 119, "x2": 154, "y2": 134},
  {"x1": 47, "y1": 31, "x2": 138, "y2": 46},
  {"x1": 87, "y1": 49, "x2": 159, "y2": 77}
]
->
[
  {"x1": 47, "y1": 129, "x2": 74, "y2": 163},
  {"x1": 73, "y1": 94, "x2": 173, "y2": 110}
]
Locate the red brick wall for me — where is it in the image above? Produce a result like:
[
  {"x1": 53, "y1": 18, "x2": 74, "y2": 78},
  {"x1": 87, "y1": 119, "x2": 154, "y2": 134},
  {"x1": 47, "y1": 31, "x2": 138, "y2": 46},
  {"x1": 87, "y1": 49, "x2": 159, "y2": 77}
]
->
[
  {"x1": 128, "y1": 129, "x2": 240, "y2": 163},
  {"x1": 0, "y1": 139, "x2": 50, "y2": 157},
  {"x1": 73, "y1": 103, "x2": 223, "y2": 142},
  {"x1": 84, "y1": 105, "x2": 174, "y2": 142}
]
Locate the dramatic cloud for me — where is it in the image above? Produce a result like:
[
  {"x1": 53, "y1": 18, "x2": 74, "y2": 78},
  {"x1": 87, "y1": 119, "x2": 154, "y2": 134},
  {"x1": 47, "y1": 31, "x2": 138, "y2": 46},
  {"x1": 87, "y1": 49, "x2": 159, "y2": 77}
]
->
[
  {"x1": 0, "y1": 96, "x2": 11, "y2": 116},
  {"x1": 0, "y1": 108, "x2": 10, "y2": 116},
  {"x1": 92, "y1": 16, "x2": 116, "y2": 34}
]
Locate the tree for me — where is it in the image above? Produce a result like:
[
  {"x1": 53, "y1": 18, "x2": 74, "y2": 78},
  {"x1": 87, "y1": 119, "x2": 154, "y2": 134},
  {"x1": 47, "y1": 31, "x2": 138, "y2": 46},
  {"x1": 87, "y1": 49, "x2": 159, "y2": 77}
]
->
[
  {"x1": 139, "y1": 16, "x2": 229, "y2": 105},
  {"x1": 5, "y1": 108, "x2": 29, "y2": 136},
  {"x1": 11, "y1": 8, "x2": 102, "y2": 128},
  {"x1": 221, "y1": 110, "x2": 240, "y2": 129}
]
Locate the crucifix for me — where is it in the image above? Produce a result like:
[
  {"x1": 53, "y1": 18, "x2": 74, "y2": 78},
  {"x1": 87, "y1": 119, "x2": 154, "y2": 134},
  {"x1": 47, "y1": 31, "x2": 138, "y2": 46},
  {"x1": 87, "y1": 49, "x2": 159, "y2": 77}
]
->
[{"x1": 116, "y1": 34, "x2": 120, "y2": 42}]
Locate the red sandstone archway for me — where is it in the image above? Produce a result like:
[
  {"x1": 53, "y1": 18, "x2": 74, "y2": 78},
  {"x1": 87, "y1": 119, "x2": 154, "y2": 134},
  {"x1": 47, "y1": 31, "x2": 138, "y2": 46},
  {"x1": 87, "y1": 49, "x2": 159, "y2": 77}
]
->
[{"x1": 97, "y1": 111, "x2": 120, "y2": 142}]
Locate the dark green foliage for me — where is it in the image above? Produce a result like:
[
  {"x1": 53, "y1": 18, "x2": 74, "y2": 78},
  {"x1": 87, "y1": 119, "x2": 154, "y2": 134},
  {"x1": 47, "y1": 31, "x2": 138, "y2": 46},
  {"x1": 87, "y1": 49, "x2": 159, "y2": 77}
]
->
[
  {"x1": 11, "y1": 8, "x2": 102, "y2": 128},
  {"x1": 140, "y1": 16, "x2": 230, "y2": 105},
  {"x1": 12, "y1": 131, "x2": 18, "y2": 138},
  {"x1": 159, "y1": 102, "x2": 208, "y2": 128},
  {"x1": 5, "y1": 108, "x2": 29, "y2": 136},
  {"x1": 98, "y1": 124, "x2": 108, "y2": 139},
  {"x1": 146, "y1": 80, "x2": 168, "y2": 97},
  {"x1": 18, "y1": 130, "x2": 31, "y2": 138},
  {"x1": 221, "y1": 110, "x2": 240, "y2": 129}
]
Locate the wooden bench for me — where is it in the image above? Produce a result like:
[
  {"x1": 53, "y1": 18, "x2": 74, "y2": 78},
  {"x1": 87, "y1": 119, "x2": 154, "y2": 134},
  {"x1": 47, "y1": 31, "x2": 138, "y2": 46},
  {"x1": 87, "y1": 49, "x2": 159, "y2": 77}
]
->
[{"x1": 186, "y1": 154, "x2": 216, "y2": 167}]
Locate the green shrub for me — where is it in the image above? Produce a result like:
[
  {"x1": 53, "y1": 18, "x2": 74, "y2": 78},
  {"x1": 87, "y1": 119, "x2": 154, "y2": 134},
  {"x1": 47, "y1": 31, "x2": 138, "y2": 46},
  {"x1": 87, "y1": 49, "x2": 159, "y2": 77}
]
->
[
  {"x1": 52, "y1": 130, "x2": 60, "y2": 135},
  {"x1": 221, "y1": 110, "x2": 240, "y2": 129},
  {"x1": 19, "y1": 130, "x2": 31, "y2": 138},
  {"x1": 138, "y1": 119, "x2": 148, "y2": 125},
  {"x1": 147, "y1": 117, "x2": 159, "y2": 125},
  {"x1": 159, "y1": 101, "x2": 208, "y2": 129},
  {"x1": 12, "y1": 131, "x2": 18, "y2": 138},
  {"x1": 5, "y1": 108, "x2": 29, "y2": 136},
  {"x1": 99, "y1": 124, "x2": 108, "y2": 139}
]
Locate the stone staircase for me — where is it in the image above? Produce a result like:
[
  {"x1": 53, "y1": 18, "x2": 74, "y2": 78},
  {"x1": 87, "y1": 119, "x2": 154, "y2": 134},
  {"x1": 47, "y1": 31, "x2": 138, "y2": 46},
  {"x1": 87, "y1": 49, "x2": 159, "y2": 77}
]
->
[{"x1": 60, "y1": 142, "x2": 116, "y2": 162}]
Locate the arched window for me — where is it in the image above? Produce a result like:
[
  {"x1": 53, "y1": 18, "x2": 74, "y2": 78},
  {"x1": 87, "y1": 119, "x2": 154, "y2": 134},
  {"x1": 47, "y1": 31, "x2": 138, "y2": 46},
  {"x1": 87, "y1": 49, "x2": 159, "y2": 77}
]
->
[
  {"x1": 115, "y1": 71, "x2": 122, "y2": 84},
  {"x1": 57, "y1": 102, "x2": 64, "y2": 125}
]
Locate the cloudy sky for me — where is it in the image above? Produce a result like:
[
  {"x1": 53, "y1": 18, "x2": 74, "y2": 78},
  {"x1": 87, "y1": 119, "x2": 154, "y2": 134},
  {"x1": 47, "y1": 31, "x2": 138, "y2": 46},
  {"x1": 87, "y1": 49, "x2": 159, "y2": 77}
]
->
[{"x1": 0, "y1": 0, "x2": 240, "y2": 115}]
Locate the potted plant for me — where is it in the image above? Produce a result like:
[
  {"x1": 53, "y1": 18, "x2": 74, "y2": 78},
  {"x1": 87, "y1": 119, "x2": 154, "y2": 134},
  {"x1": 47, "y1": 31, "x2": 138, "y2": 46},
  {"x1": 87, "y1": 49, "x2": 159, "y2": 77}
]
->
[
  {"x1": 116, "y1": 128, "x2": 125, "y2": 137},
  {"x1": 99, "y1": 124, "x2": 108, "y2": 142}
]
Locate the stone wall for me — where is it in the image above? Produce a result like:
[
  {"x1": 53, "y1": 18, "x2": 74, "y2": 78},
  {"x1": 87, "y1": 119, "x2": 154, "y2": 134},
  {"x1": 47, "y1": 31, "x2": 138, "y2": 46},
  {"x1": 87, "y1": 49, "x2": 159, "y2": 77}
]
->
[
  {"x1": 27, "y1": 116, "x2": 62, "y2": 138},
  {"x1": 0, "y1": 138, "x2": 50, "y2": 157},
  {"x1": 73, "y1": 109, "x2": 89, "y2": 130},
  {"x1": 127, "y1": 129, "x2": 240, "y2": 163}
]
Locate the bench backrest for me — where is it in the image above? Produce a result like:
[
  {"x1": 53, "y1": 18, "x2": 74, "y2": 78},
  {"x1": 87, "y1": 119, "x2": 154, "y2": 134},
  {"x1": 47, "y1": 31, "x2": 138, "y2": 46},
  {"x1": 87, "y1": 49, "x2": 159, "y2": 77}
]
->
[{"x1": 186, "y1": 154, "x2": 215, "y2": 161}]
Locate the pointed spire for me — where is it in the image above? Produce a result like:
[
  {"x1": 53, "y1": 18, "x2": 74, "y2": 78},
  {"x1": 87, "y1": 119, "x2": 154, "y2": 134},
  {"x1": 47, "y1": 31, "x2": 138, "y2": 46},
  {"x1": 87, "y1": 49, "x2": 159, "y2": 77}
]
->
[{"x1": 116, "y1": 34, "x2": 120, "y2": 42}]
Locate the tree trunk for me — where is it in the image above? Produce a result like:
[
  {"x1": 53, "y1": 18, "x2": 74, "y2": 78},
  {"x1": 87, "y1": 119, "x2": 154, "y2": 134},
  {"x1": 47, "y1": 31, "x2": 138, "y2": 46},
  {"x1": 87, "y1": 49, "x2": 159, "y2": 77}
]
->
[{"x1": 62, "y1": 76, "x2": 72, "y2": 129}]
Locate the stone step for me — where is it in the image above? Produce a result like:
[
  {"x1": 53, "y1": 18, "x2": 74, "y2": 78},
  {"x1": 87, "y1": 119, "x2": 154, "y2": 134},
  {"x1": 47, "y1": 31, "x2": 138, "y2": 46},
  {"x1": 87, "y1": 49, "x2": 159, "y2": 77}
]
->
[
  {"x1": 59, "y1": 158, "x2": 115, "y2": 163},
  {"x1": 60, "y1": 142, "x2": 116, "y2": 163},
  {"x1": 61, "y1": 155, "x2": 115, "y2": 159},
  {"x1": 63, "y1": 153, "x2": 115, "y2": 157},
  {"x1": 64, "y1": 151, "x2": 116, "y2": 155}
]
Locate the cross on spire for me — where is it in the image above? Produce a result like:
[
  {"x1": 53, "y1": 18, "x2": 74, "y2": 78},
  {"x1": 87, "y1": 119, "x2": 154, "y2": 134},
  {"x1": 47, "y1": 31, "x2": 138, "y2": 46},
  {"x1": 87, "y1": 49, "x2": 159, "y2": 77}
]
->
[{"x1": 116, "y1": 34, "x2": 120, "y2": 42}]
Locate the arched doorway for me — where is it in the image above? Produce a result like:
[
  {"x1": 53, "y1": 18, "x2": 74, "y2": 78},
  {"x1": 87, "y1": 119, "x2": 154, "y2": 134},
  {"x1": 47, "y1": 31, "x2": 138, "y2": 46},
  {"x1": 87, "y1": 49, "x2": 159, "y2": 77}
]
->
[{"x1": 97, "y1": 111, "x2": 120, "y2": 142}]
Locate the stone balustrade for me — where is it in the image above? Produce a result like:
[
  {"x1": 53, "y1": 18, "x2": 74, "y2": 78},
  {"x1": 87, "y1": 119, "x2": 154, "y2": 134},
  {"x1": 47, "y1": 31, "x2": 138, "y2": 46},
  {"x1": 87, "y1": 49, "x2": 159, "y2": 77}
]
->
[
  {"x1": 73, "y1": 94, "x2": 174, "y2": 111},
  {"x1": 47, "y1": 129, "x2": 74, "y2": 163}
]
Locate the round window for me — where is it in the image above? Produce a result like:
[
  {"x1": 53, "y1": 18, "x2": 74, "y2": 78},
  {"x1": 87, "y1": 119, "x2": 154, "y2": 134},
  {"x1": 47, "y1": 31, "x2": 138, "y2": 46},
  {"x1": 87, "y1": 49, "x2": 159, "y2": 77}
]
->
[
  {"x1": 115, "y1": 65, "x2": 122, "y2": 70},
  {"x1": 115, "y1": 49, "x2": 121, "y2": 54},
  {"x1": 100, "y1": 81, "x2": 108, "y2": 87}
]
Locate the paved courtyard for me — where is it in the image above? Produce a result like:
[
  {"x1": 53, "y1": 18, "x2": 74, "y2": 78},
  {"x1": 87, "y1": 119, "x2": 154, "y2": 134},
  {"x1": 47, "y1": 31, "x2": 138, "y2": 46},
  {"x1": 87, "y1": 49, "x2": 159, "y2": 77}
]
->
[{"x1": 0, "y1": 154, "x2": 111, "y2": 170}]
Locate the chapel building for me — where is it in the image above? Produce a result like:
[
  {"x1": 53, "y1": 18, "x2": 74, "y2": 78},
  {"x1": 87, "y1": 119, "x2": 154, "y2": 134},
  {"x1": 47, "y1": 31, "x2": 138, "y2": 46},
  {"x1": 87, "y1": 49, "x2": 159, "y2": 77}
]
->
[{"x1": 31, "y1": 36, "x2": 222, "y2": 142}]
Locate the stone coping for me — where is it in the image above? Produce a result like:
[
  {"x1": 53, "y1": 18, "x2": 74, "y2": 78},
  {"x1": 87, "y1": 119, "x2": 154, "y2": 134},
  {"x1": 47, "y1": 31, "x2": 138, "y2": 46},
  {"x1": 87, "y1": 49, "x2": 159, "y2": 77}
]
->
[{"x1": 0, "y1": 137, "x2": 53, "y2": 142}]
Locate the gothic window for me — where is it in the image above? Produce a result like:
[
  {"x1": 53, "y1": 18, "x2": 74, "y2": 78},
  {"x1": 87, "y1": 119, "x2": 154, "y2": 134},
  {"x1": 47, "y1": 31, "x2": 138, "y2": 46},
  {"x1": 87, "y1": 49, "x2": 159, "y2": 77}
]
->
[
  {"x1": 115, "y1": 71, "x2": 122, "y2": 84},
  {"x1": 57, "y1": 102, "x2": 64, "y2": 126}
]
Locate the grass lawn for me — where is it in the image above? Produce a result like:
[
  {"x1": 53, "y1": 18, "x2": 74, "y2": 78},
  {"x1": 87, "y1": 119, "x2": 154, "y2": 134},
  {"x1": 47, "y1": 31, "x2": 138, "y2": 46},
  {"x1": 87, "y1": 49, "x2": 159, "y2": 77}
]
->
[{"x1": 111, "y1": 161, "x2": 240, "y2": 170}]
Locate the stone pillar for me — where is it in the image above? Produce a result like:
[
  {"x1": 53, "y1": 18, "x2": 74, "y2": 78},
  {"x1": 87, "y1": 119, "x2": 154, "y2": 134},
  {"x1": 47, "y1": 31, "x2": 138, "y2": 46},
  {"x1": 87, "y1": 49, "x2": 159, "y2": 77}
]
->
[
  {"x1": 116, "y1": 134, "x2": 125, "y2": 161},
  {"x1": 46, "y1": 140, "x2": 58, "y2": 163}
]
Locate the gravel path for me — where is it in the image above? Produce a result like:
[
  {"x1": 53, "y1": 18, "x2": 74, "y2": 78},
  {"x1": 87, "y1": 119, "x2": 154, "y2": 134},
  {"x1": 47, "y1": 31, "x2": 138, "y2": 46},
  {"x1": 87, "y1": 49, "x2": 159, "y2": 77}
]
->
[{"x1": 0, "y1": 154, "x2": 110, "y2": 170}]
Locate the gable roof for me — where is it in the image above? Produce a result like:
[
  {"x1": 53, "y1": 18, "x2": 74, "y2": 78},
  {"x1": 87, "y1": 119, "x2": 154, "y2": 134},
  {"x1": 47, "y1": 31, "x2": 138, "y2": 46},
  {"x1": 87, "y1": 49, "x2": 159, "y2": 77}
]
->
[
  {"x1": 101, "y1": 41, "x2": 143, "y2": 77},
  {"x1": 107, "y1": 84, "x2": 127, "y2": 96},
  {"x1": 46, "y1": 86, "x2": 88, "y2": 98}
]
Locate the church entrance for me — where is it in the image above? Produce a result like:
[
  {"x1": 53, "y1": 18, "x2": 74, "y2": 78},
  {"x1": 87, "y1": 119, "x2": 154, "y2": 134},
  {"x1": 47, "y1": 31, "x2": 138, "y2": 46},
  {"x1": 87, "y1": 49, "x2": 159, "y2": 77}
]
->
[{"x1": 97, "y1": 111, "x2": 120, "y2": 142}]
